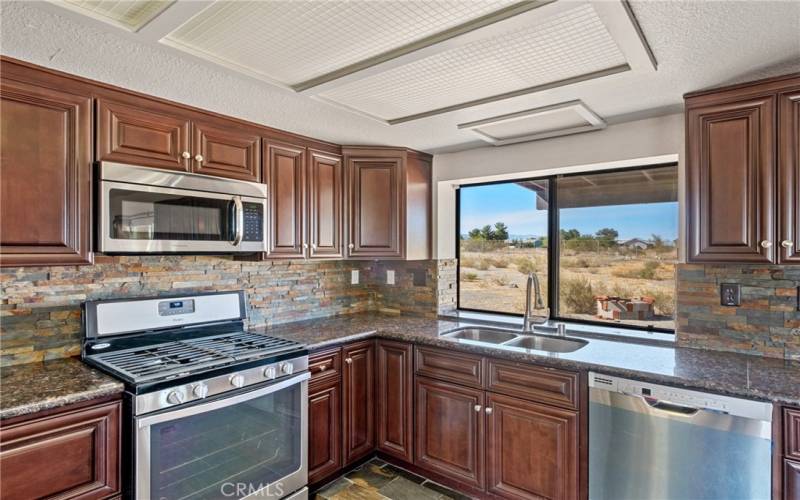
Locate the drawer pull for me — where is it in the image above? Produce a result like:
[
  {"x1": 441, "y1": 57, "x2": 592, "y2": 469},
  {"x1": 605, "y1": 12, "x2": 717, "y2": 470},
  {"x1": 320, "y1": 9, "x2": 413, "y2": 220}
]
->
[
  {"x1": 782, "y1": 240, "x2": 793, "y2": 248},
  {"x1": 474, "y1": 405, "x2": 482, "y2": 412},
  {"x1": 345, "y1": 357, "x2": 353, "y2": 364},
  {"x1": 485, "y1": 407, "x2": 493, "y2": 415},
  {"x1": 318, "y1": 364, "x2": 327, "y2": 372},
  {"x1": 760, "y1": 240, "x2": 772, "y2": 248}
]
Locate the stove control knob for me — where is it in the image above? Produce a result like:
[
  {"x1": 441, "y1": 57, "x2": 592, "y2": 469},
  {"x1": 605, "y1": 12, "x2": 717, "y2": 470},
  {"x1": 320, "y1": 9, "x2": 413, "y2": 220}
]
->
[
  {"x1": 280, "y1": 362, "x2": 294, "y2": 375},
  {"x1": 229, "y1": 374, "x2": 245, "y2": 388},
  {"x1": 193, "y1": 384, "x2": 209, "y2": 399},
  {"x1": 166, "y1": 391, "x2": 184, "y2": 405},
  {"x1": 263, "y1": 366, "x2": 277, "y2": 380}
]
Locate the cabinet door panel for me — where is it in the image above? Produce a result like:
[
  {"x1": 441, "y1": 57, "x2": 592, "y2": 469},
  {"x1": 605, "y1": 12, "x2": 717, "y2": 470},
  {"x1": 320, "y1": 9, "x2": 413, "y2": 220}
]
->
[
  {"x1": 308, "y1": 150, "x2": 343, "y2": 258},
  {"x1": 376, "y1": 340, "x2": 413, "y2": 462},
  {"x1": 0, "y1": 79, "x2": 92, "y2": 266},
  {"x1": 415, "y1": 377, "x2": 484, "y2": 489},
  {"x1": 486, "y1": 393, "x2": 578, "y2": 500},
  {"x1": 0, "y1": 401, "x2": 120, "y2": 500},
  {"x1": 343, "y1": 340, "x2": 375, "y2": 464},
  {"x1": 97, "y1": 99, "x2": 190, "y2": 171},
  {"x1": 786, "y1": 460, "x2": 800, "y2": 500},
  {"x1": 779, "y1": 88, "x2": 800, "y2": 263},
  {"x1": 192, "y1": 122, "x2": 260, "y2": 182},
  {"x1": 348, "y1": 157, "x2": 402, "y2": 258},
  {"x1": 687, "y1": 96, "x2": 775, "y2": 262},
  {"x1": 308, "y1": 378, "x2": 342, "y2": 484},
  {"x1": 265, "y1": 140, "x2": 306, "y2": 258}
]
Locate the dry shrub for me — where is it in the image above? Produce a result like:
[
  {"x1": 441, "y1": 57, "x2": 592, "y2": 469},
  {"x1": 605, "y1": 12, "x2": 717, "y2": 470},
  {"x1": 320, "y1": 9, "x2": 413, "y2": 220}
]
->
[
  {"x1": 474, "y1": 259, "x2": 490, "y2": 270},
  {"x1": 461, "y1": 271, "x2": 479, "y2": 282},
  {"x1": 460, "y1": 256, "x2": 478, "y2": 269},
  {"x1": 514, "y1": 257, "x2": 537, "y2": 274},
  {"x1": 650, "y1": 289, "x2": 675, "y2": 317},
  {"x1": 488, "y1": 257, "x2": 510, "y2": 268},
  {"x1": 559, "y1": 276, "x2": 597, "y2": 315}
]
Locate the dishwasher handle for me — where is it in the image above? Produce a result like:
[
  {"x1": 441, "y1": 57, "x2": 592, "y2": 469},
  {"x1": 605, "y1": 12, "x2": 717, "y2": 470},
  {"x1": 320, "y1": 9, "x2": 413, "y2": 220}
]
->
[{"x1": 643, "y1": 396, "x2": 700, "y2": 416}]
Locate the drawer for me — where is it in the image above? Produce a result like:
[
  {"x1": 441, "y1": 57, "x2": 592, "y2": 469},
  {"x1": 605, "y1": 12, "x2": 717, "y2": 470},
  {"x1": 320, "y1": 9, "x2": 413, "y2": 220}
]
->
[
  {"x1": 309, "y1": 347, "x2": 342, "y2": 384},
  {"x1": 786, "y1": 407, "x2": 800, "y2": 461},
  {"x1": 415, "y1": 346, "x2": 484, "y2": 388},
  {"x1": 487, "y1": 359, "x2": 579, "y2": 410}
]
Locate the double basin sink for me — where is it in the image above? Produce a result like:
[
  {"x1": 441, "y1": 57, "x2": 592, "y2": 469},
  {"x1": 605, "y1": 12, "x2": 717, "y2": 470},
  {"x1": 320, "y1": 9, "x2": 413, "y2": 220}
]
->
[{"x1": 441, "y1": 326, "x2": 587, "y2": 353}]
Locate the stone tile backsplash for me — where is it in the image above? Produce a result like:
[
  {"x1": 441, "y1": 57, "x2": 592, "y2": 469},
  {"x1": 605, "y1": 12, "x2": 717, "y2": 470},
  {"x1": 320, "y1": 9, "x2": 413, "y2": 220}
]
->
[
  {"x1": 676, "y1": 264, "x2": 800, "y2": 360},
  {"x1": 0, "y1": 256, "x2": 448, "y2": 366}
]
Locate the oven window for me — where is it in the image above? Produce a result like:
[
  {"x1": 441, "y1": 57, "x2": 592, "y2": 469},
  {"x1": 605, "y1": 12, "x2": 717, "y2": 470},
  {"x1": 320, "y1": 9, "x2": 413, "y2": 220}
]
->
[
  {"x1": 146, "y1": 383, "x2": 302, "y2": 499},
  {"x1": 109, "y1": 189, "x2": 233, "y2": 241}
]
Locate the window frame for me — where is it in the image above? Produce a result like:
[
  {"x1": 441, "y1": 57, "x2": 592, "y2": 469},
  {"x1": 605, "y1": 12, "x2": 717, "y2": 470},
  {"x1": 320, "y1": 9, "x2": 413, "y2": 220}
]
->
[{"x1": 455, "y1": 162, "x2": 678, "y2": 334}]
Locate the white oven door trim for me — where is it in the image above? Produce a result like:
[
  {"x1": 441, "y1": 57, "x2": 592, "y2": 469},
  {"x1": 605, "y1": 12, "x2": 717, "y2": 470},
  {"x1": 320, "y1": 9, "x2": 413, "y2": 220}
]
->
[{"x1": 136, "y1": 373, "x2": 309, "y2": 500}]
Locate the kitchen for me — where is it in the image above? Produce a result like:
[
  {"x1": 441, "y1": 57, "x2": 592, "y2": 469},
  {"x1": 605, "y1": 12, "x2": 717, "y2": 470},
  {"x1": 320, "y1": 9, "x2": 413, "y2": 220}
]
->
[{"x1": 0, "y1": 1, "x2": 798, "y2": 499}]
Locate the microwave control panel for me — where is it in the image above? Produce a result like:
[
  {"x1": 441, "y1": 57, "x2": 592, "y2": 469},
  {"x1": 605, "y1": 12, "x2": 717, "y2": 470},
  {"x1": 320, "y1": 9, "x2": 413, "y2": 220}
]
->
[{"x1": 242, "y1": 203, "x2": 264, "y2": 242}]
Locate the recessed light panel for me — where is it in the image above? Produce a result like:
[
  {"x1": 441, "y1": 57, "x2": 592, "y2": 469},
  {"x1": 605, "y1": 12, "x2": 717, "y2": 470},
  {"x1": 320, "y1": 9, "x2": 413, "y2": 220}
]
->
[{"x1": 52, "y1": 0, "x2": 173, "y2": 31}]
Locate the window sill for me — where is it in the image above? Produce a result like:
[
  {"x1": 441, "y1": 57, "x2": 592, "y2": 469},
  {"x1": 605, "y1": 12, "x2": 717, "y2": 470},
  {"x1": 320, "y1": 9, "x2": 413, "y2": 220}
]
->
[{"x1": 439, "y1": 310, "x2": 676, "y2": 346}]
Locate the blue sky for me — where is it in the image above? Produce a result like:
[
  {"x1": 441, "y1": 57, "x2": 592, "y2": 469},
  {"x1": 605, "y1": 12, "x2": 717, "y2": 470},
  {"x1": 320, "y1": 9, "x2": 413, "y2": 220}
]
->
[{"x1": 460, "y1": 182, "x2": 678, "y2": 240}]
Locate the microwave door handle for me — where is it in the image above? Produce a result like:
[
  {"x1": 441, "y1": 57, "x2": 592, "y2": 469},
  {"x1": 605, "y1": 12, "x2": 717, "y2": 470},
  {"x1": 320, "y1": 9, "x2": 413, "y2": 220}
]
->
[{"x1": 231, "y1": 196, "x2": 243, "y2": 246}]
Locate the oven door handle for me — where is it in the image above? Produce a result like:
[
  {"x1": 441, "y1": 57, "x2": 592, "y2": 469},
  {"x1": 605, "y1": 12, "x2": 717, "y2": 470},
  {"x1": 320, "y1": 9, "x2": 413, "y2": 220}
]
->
[
  {"x1": 231, "y1": 195, "x2": 244, "y2": 246},
  {"x1": 137, "y1": 372, "x2": 310, "y2": 428}
]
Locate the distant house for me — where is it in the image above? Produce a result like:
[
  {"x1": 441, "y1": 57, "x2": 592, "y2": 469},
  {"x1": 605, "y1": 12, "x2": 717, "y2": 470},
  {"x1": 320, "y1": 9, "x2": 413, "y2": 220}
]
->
[{"x1": 620, "y1": 238, "x2": 651, "y2": 250}]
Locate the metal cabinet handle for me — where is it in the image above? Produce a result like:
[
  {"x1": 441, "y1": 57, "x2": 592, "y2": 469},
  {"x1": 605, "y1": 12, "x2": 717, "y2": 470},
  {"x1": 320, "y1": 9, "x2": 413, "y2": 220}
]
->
[
  {"x1": 303, "y1": 243, "x2": 309, "y2": 249},
  {"x1": 348, "y1": 243, "x2": 355, "y2": 249},
  {"x1": 181, "y1": 151, "x2": 191, "y2": 159},
  {"x1": 345, "y1": 357, "x2": 353, "y2": 364},
  {"x1": 782, "y1": 240, "x2": 794, "y2": 248},
  {"x1": 474, "y1": 405, "x2": 482, "y2": 412},
  {"x1": 760, "y1": 240, "x2": 772, "y2": 248},
  {"x1": 195, "y1": 154, "x2": 204, "y2": 162},
  {"x1": 318, "y1": 364, "x2": 327, "y2": 372},
  {"x1": 485, "y1": 407, "x2": 493, "y2": 415},
  {"x1": 312, "y1": 243, "x2": 318, "y2": 249}
]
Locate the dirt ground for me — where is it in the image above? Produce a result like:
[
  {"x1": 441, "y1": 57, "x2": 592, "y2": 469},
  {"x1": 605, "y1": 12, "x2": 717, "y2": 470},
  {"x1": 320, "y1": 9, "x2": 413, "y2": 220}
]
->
[{"x1": 458, "y1": 246, "x2": 676, "y2": 329}]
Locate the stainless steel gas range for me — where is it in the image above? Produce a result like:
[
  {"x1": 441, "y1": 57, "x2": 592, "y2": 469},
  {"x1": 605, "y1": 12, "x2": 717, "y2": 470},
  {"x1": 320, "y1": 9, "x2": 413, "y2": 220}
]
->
[{"x1": 82, "y1": 291, "x2": 309, "y2": 500}]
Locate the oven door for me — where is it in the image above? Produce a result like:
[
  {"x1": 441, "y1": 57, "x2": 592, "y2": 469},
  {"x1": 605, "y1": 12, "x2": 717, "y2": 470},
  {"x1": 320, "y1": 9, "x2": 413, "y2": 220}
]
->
[
  {"x1": 136, "y1": 373, "x2": 308, "y2": 500},
  {"x1": 99, "y1": 180, "x2": 266, "y2": 253}
]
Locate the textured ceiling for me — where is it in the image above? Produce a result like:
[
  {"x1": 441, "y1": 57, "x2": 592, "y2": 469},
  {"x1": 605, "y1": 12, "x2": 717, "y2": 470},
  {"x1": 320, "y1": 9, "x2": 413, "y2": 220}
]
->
[{"x1": 1, "y1": 1, "x2": 798, "y2": 154}]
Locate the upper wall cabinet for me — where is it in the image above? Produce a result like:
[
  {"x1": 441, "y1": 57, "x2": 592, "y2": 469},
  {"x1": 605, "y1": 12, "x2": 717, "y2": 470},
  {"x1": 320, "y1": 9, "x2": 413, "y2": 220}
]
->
[
  {"x1": 0, "y1": 76, "x2": 93, "y2": 267},
  {"x1": 308, "y1": 150, "x2": 344, "y2": 259},
  {"x1": 265, "y1": 139, "x2": 306, "y2": 259},
  {"x1": 343, "y1": 147, "x2": 431, "y2": 260},
  {"x1": 97, "y1": 97, "x2": 261, "y2": 182},
  {"x1": 686, "y1": 74, "x2": 800, "y2": 264}
]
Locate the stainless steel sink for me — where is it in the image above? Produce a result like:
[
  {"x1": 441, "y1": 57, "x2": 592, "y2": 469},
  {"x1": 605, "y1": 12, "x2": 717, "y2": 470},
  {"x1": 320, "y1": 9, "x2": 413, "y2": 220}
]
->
[
  {"x1": 443, "y1": 327, "x2": 518, "y2": 344},
  {"x1": 503, "y1": 334, "x2": 587, "y2": 353}
]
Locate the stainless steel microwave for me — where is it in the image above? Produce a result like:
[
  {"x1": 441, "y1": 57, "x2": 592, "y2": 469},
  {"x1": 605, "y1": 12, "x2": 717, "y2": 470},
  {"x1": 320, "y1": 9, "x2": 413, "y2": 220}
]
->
[{"x1": 97, "y1": 162, "x2": 267, "y2": 254}]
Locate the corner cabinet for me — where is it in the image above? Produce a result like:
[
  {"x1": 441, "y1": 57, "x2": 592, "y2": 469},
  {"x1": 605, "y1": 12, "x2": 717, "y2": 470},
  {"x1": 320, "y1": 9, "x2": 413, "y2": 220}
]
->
[
  {"x1": 0, "y1": 75, "x2": 93, "y2": 267},
  {"x1": 342, "y1": 340, "x2": 376, "y2": 465},
  {"x1": 343, "y1": 147, "x2": 431, "y2": 260},
  {"x1": 376, "y1": 340, "x2": 413, "y2": 462},
  {"x1": 685, "y1": 74, "x2": 800, "y2": 263}
]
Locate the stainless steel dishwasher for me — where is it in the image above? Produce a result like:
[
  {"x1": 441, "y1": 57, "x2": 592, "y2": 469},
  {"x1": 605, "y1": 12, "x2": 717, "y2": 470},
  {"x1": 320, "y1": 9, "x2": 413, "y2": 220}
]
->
[{"x1": 589, "y1": 373, "x2": 773, "y2": 500}]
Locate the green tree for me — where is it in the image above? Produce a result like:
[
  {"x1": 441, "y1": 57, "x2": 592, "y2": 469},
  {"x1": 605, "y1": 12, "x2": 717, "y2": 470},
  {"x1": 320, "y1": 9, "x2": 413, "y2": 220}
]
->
[
  {"x1": 560, "y1": 228, "x2": 581, "y2": 240},
  {"x1": 595, "y1": 228, "x2": 618, "y2": 241},
  {"x1": 493, "y1": 222, "x2": 509, "y2": 241},
  {"x1": 468, "y1": 228, "x2": 482, "y2": 240},
  {"x1": 479, "y1": 225, "x2": 495, "y2": 240}
]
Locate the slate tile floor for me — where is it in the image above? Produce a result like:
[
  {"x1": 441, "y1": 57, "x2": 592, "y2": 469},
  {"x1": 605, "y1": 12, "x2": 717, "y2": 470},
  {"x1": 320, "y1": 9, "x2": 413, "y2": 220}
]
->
[{"x1": 315, "y1": 458, "x2": 473, "y2": 500}]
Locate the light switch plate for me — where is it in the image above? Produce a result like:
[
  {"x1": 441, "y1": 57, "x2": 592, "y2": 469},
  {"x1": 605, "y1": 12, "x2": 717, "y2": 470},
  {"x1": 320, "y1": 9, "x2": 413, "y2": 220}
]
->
[
  {"x1": 351, "y1": 269, "x2": 359, "y2": 285},
  {"x1": 720, "y1": 283, "x2": 741, "y2": 306},
  {"x1": 387, "y1": 270, "x2": 395, "y2": 285}
]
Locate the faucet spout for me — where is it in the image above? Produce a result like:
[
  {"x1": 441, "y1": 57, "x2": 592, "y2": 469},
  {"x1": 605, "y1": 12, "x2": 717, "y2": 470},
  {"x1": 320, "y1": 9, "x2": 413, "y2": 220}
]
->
[{"x1": 523, "y1": 272, "x2": 549, "y2": 332}]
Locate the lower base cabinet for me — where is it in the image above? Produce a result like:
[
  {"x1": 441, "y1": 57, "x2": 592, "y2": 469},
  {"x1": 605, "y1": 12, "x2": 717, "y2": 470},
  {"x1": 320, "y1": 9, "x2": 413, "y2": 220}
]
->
[
  {"x1": 308, "y1": 378, "x2": 342, "y2": 484},
  {"x1": 786, "y1": 460, "x2": 800, "y2": 500},
  {"x1": 0, "y1": 400, "x2": 121, "y2": 499}
]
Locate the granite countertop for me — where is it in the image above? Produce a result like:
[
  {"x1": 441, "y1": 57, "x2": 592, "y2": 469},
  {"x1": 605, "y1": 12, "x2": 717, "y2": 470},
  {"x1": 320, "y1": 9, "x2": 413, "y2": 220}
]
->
[
  {"x1": 0, "y1": 357, "x2": 124, "y2": 420},
  {"x1": 256, "y1": 312, "x2": 800, "y2": 406}
]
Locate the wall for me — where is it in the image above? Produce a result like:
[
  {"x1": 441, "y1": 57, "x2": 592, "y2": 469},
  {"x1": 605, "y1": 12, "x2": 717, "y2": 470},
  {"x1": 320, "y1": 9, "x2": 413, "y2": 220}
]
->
[{"x1": 0, "y1": 256, "x2": 445, "y2": 366}]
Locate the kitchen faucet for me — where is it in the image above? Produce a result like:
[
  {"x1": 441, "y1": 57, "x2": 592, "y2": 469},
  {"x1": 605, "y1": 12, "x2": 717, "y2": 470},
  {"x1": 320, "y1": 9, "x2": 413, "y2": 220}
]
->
[{"x1": 523, "y1": 272, "x2": 549, "y2": 332}]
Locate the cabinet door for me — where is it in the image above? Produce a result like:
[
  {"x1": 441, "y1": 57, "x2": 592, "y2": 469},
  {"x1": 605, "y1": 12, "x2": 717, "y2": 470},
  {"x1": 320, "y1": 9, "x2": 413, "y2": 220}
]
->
[
  {"x1": 486, "y1": 393, "x2": 578, "y2": 500},
  {"x1": 347, "y1": 155, "x2": 403, "y2": 258},
  {"x1": 415, "y1": 377, "x2": 484, "y2": 489},
  {"x1": 265, "y1": 140, "x2": 306, "y2": 258},
  {"x1": 786, "y1": 460, "x2": 800, "y2": 500},
  {"x1": 96, "y1": 98, "x2": 191, "y2": 171},
  {"x1": 308, "y1": 378, "x2": 342, "y2": 485},
  {"x1": 376, "y1": 340, "x2": 413, "y2": 462},
  {"x1": 192, "y1": 121, "x2": 261, "y2": 182},
  {"x1": 0, "y1": 401, "x2": 120, "y2": 499},
  {"x1": 0, "y1": 79, "x2": 92, "y2": 267},
  {"x1": 687, "y1": 95, "x2": 775, "y2": 262},
  {"x1": 779, "y1": 88, "x2": 800, "y2": 263},
  {"x1": 308, "y1": 150, "x2": 343, "y2": 259},
  {"x1": 342, "y1": 340, "x2": 375, "y2": 464}
]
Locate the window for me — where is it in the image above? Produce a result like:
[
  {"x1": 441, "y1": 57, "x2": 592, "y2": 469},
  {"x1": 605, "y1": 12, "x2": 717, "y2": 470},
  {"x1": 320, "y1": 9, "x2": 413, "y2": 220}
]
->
[{"x1": 457, "y1": 163, "x2": 678, "y2": 331}]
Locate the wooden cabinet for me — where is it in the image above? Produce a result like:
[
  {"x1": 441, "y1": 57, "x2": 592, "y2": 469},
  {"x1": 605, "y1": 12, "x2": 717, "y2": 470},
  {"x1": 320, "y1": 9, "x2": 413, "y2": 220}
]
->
[
  {"x1": 376, "y1": 340, "x2": 413, "y2": 462},
  {"x1": 308, "y1": 150, "x2": 344, "y2": 259},
  {"x1": 342, "y1": 340, "x2": 375, "y2": 465},
  {"x1": 308, "y1": 377, "x2": 342, "y2": 484},
  {"x1": 265, "y1": 140, "x2": 306, "y2": 258},
  {"x1": 685, "y1": 74, "x2": 800, "y2": 263},
  {"x1": 0, "y1": 77, "x2": 93, "y2": 267},
  {"x1": 787, "y1": 460, "x2": 800, "y2": 500},
  {"x1": 0, "y1": 400, "x2": 121, "y2": 499},
  {"x1": 97, "y1": 98, "x2": 261, "y2": 182},
  {"x1": 415, "y1": 346, "x2": 484, "y2": 388},
  {"x1": 343, "y1": 147, "x2": 431, "y2": 260},
  {"x1": 787, "y1": 408, "x2": 800, "y2": 461},
  {"x1": 779, "y1": 88, "x2": 800, "y2": 263},
  {"x1": 415, "y1": 376, "x2": 485, "y2": 489},
  {"x1": 486, "y1": 393, "x2": 578, "y2": 500}
]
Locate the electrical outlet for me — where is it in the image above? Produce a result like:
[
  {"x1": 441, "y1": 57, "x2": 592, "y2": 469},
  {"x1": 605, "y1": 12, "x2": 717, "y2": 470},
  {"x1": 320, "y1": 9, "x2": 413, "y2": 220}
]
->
[
  {"x1": 386, "y1": 270, "x2": 395, "y2": 285},
  {"x1": 720, "y1": 283, "x2": 741, "y2": 306},
  {"x1": 351, "y1": 269, "x2": 359, "y2": 285}
]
